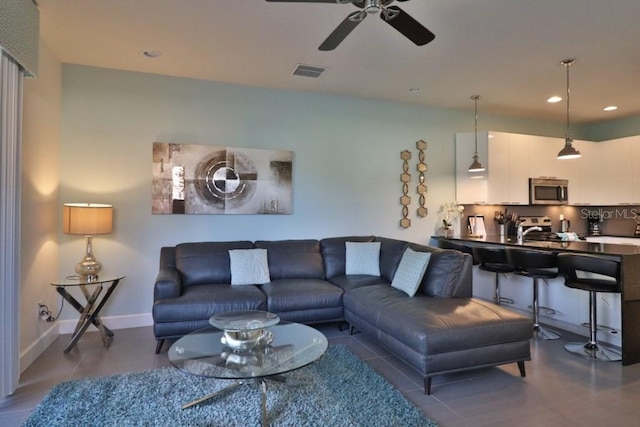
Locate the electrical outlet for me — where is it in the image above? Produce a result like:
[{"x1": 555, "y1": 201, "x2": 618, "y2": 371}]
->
[{"x1": 38, "y1": 303, "x2": 54, "y2": 322}]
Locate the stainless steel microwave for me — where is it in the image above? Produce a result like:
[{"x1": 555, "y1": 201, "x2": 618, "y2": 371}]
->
[{"x1": 529, "y1": 178, "x2": 569, "y2": 205}]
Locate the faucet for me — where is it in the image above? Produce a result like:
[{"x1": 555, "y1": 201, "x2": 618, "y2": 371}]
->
[{"x1": 517, "y1": 224, "x2": 542, "y2": 244}]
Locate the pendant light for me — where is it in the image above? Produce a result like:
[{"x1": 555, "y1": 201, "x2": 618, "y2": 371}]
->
[
  {"x1": 557, "y1": 59, "x2": 581, "y2": 159},
  {"x1": 468, "y1": 95, "x2": 485, "y2": 172}
]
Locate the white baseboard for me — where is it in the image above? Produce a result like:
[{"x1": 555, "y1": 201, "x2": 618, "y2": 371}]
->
[
  {"x1": 20, "y1": 313, "x2": 153, "y2": 373},
  {"x1": 20, "y1": 324, "x2": 59, "y2": 373},
  {"x1": 58, "y1": 312, "x2": 154, "y2": 334}
]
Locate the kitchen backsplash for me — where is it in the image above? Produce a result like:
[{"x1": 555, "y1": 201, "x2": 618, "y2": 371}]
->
[{"x1": 464, "y1": 204, "x2": 640, "y2": 237}]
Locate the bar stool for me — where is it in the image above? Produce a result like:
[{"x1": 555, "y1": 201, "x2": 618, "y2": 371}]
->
[
  {"x1": 557, "y1": 253, "x2": 622, "y2": 361},
  {"x1": 437, "y1": 240, "x2": 478, "y2": 265},
  {"x1": 507, "y1": 248, "x2": 561, "y2": 340},
  {"x1": 472, "y1": 247, "x2": 514, "y2": 305}
]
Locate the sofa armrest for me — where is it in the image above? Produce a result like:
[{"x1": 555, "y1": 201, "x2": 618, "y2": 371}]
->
[{"x1": 154, "y1": 266, "x2": 182, "y2": 301}]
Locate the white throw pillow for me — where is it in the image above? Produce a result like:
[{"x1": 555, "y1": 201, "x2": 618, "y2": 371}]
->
[
  {"x1": 391, "y1": 248, "x2": 432, "y2": 297},
  {"x1": 345, "y1": 241, "x2": 381, "y2": 276},
  {"x1": 229, "y1": 249, "x2": 270, "y2": 285}
]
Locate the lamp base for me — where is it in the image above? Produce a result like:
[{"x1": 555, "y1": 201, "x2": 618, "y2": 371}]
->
[
  {"x1": 75, "y1": 260, "x2": 102, "y2": 281},
  {"x1": 75, "y1": 235, "x2": 102, "y2": 281}
]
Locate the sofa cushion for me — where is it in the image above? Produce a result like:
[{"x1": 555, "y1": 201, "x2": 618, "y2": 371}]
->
[
  {"x1": 408, "y1": 243, "x2": 472, "y2": 298},
  {"x1": 261, "y1": 279, "x2": 343, "y2": 313},
  {"x1": 254, "y1": 240, "x2": 324, "y2": 280},
  {"x1": 175, "y1": 241, "x2": 254, "y2": 287},
  {"x1": 374, "y1": 237, "x2": 410, "y2": 282},
  {"x1": 229, "y1": 248, "x2": 271, "y2": 285},
  {"x1": 320, "y1": 236, "x2": 375, "y2": 278},
  {"x1": 391, "y1": 248, "x2": 432, "y2": 297},
  {"x1": 345, "y1": 241, "x2": 381, "y2": 275},
  {"x1": 153, "y1": 284, "x2": 267, "y2": 322}
]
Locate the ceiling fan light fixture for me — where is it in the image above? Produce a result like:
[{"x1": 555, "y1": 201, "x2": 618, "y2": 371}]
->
[
  {"x1": 364, "y1": 0, "x2": 382, "y2": 14},
  {"x1": 557, "y1": 59, "x2": 580, "y2": 160}
]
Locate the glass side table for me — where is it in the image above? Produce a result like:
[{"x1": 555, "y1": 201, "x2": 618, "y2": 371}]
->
[{"x1": 50, "y1": 275, "x2": 124, "y2": 353}]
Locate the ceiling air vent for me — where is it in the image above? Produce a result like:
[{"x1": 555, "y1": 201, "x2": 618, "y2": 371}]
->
[{"x1": 292, "y1": 64, "x2": 328, "y2": 78}]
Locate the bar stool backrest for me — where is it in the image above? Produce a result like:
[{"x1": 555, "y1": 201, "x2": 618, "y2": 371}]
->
[
  {"x1": 557, "y1": 253, "x2": 621, "y2": 293},
  {"x1": 507, "y1": 248, "x2": 558, "y2": 272},
  {"x1": 473, "y1": 247, "x2": 509, "y2": 266}
]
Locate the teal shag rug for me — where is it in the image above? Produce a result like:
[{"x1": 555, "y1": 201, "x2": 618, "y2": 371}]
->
[{"x1": 24, "y1": 345, "x2": 437, "y2": 426}]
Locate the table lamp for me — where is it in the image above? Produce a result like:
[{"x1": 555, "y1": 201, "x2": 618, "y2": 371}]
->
[{"x1": 63, "y1": 203, "x2": 113, "y2": 280}]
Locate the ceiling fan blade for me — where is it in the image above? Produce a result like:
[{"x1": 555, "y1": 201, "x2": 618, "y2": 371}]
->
[
  {"x1": 319, "y1": 14, "x2": 364, "y2": 51},
  {"x1": 381, "y1": 6, "x2": 435, "y2": 46}
]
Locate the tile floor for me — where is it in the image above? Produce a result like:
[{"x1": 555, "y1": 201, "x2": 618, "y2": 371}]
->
[{"x1": 2, "y1": 324, "x2": 640, "y2": 426}]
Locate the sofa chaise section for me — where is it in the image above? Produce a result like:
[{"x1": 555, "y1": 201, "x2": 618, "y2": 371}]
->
[{"x1": 343, "y1": 244, "x2": 533, "y2": 394}]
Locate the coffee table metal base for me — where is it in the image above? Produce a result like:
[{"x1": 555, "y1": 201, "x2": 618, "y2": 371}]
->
[{"x1": 182, "y1": 374, "x2": 295, "y2": 427}]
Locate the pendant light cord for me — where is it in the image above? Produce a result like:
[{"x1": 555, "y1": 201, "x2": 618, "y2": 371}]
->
[
  {"x1": 566, "y1": 61, "x2": 571, "y2": 140},
  {"x1": 472, "y1": 95, "x2": 480, "y2": 155},
  {"x1": 562, "y1": 59, "x2": 575, "y2": 141}
]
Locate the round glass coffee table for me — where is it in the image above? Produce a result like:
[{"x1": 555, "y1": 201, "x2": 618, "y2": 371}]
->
[{"x1": 168, "y1": 311, "x2": 328, "y2": 426}]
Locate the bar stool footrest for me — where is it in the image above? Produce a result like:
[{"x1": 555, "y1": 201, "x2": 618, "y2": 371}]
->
[
  {"x1": 564, "y1": 342, "x2": 622, "y2": 361},
  {"x1": 533, "y1": 325, "x2": 561, "y2": 340}
]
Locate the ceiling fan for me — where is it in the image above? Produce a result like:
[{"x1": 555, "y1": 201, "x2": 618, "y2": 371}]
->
[{"x1": 265, "y1": 0, "x2": 435, "y2": 51}]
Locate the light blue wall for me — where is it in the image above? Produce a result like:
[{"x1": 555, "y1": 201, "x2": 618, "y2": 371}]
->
[
  {"x1": 583, "y1": 116, "x2": 640, "y2": 141},
  {"x1": 59, "y1": 64, "x2": 571, "y2": 318}
]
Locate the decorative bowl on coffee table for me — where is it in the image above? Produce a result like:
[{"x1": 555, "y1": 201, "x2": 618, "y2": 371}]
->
[{"x1": 209, "y1": 311, "x2": 280, "y2": 351}]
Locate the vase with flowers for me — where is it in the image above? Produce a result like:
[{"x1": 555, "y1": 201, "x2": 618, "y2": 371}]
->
[{"x1": 440, "y1": 201, "x2": 465, "y2": 237}]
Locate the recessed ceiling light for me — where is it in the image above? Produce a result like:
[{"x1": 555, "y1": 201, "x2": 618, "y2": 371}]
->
[
  {"x1": 547, "y1": 96, "x2": 562, "y2": 103},
  {"x1": 408, "y1": 87, "x2": 421, "y2": 93},
  {"x1": 142, "y1": 50, "x2": 163, "y2": 58},
  {"x1": 603, "y1": 105, "x2": 618, "y2": 111}
]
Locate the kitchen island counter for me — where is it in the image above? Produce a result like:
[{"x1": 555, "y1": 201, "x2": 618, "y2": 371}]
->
[{"x1": 440, "y1": 234, "x2": 640, "y2": 256}]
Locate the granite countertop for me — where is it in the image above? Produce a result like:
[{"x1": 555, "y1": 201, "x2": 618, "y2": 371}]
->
[{"x1": 437, "y1": 235, "x2": 640, "y2": 256}]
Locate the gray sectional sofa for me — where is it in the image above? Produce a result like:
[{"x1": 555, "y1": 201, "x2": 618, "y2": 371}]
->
[{"x1": 153, "y1": 235, "x2": 533, "y2": 394}]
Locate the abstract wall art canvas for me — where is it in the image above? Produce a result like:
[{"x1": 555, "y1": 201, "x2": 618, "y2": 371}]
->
[{"x1": 152, "y1": 142, "x2": 293, "y2": 214}]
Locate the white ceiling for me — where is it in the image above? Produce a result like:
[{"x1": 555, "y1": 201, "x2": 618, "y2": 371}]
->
[{"x1": 37, "y1": 0, "x2": 640, "y2": 124}]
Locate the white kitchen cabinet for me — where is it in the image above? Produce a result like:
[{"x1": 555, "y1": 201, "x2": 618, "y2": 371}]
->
[
  {"x1": 598, "y1": 138, "x2": 634, "y2": 205},
  {"x1": 456, "y1": 131, "x2": 530, "y2": 205},
  {"x1": 527, "y1": 135, "x2": 566, "y2": 179},
  {"x1": 456, "y1": 131, "x2": 640, "y2": 207},
  {"x1": 564, "y1": 140, "x2": 598, "y2": 205},
  {"x1": 455, "y1": 132, "x2": 488, "y2": 204},
  {"x1": 499, "y1": 133, "x2": 530, "y2": 205},
  {"x1": 629, "y1": 137, "x2": 640, "y2": 204},
  {"x1": 486, "y1": 132, "x2": 511, "y2": 204}
]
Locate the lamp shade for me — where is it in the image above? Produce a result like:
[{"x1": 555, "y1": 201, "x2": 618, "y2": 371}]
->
[{"x1": 63, "y1": 203, "x2": 113, "y2": 235}]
